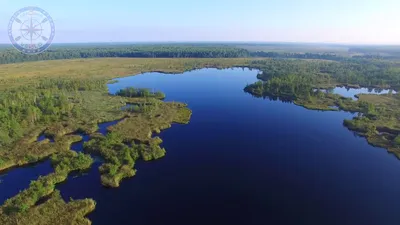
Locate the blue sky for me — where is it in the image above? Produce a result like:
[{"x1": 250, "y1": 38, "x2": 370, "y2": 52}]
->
[{"x1": 0, "y1": 0, "x2": 399, "y2": 44}]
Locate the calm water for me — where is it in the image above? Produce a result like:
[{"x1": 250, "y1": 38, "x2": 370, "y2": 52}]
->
[
  {"x1": 333, "y1": 87, "x2": 396, "y2": 100},
  {"x1": 2, "y1": 68, "x2": 400, "y2": 225},
  {"x1": 0, "y1": 120, "x2": 119, "y2": 204}
]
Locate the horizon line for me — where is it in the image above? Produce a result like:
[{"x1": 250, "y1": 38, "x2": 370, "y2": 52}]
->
[{"x1": 1, "y1": 41, "x2": 400, "y2": 47}]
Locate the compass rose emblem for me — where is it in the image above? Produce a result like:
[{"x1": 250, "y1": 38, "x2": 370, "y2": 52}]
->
[{"x1": 8, "y1": 6, "x2": 55, "y2": 54}]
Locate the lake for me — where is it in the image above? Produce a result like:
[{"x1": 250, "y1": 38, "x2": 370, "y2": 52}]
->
[
  {"x1": 333, "y1": 87, "x2": 396, "y2": 100},
  {"x1": 2, "y1": 68, "x2": 400, "y2": 225}
]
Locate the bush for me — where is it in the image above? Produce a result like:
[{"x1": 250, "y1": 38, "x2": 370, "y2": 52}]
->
[
  {"x1": 394, "y1": 135, "x2": 400, "y2": 146},
  {"x1": 115, "y1": 87, "x2": 165, "y2": 99}
]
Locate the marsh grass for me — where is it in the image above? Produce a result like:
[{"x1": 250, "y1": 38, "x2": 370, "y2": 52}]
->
[
  {"x1": 109, "y1": 101, "x2": 191, "y2": 143},
  {"x1": 0, "y1": 150, "x2": 94, "y2": 224},
  {"x1": 115, "y1": 87, "x2": 166, "y2": 99},
  {"x1": 0, "y1": 58, "x2": 251, "y2": 91},
  {"x1": 245, "y1": 66, "x2": 400, "y2": 157},
  {"x1": 84, "y1": 131, "x2": 139, "y2": 188},
  {"x1": 84, "y1": 132, "x2": 166, "y2": 187},
  {"x1": 7, "y1": 57, "x2": 400, "y2": 223},
  {"x1": 0, "y1": 58, "x2": 242, "y2": 172},
  {"x1": 83, "y1": 98, "x2": 192, "y2": 188},
  {"x1": 0, "y1": 191, "x2": 95, "y2": 225}
]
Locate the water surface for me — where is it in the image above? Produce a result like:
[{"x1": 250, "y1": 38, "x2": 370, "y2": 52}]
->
[
  {"x1": 72, "y1": 68, "x2": 400, "y2": 225},
  {"x1": 0, "y1": 120, "x2": 122, "y2": 204},
  {"x1": 333, "y1": 87, "x2": 396, "y2": 100}
]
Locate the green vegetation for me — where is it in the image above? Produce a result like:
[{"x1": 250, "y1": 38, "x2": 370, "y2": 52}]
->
[
  {"x1": 0, "y1": 58, "x2": 250, "y2": 90},
  {"x1": 249, "y1": 59, "x2": 400, "y2": 88},
  {"x1": 1, "y1": 151, "x2": 93, "y2": 213},
  {"x1": 0, "y1": 58, "x2": 196, "y2": 192},
  {"x1": 0, "y1": 83, "x2": 127, "y2": 172},
  {"x1": 84, "y1": 132, "x2": 168, "y2": 187},
  {"x1": 0, "y1": 150, "x2": 94, "y2": 225},
  {"x1": 0, "y1": 43, "x2": 351, "y2": 64},
  {"x1": 116, "y1": 87, "x2": 165, "y2": 99},
  {"x1": 0, "y1": 58, "x2": 247, "y2": 172},
  {"x1": 51, "y1": 151, "x2": 94, "y2": 174},
  {"x1": 0, "y1": 191, "x2": 95, "y2": 225},
  {"x1": 0, "y1": 58, "x2": 224, "y2": 224},
  {"x1": 341, "y1": 94, "x2": 400, "y2": 157},
  {"x1": 3, "y1": 43, "x2": 400, "y2": 65},
  {"x1": 0, "y1": 45, "x2": 249, "y2": 64},
  {"x1": 244, "y1": 58, "x2": 400, "y2": 157},
  {"x1": 349, "y1": 45, "x2": 400, "y2": 59},
  {"x1": 0, "y1": 133, "x2": 85, "y2": 172},
  {"x1": 2, "y1": 53, "x2": 400, "y2": 224},
  {"x1": 109, "y1": 100, "x2": 191, "y2": 143},
  {"x1": 84, "y1": 98, "x2": 191, "y2": 187},
  {"x1": 84, "y1": 132, "x2": 138, "y2": 188}
]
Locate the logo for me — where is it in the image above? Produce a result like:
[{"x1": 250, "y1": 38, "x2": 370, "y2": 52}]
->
[{"x1": 8, "y1": 6, "x2": 55, "y2": 54}]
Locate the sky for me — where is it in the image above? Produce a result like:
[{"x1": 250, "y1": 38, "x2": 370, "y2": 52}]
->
[{"x1": 0, "y1": 0, "x2": 399, "y2": 44}]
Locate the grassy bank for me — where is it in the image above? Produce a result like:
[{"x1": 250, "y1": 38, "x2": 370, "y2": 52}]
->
[
  {"x1": 246, "y1": 85, "x2": 400, "y2": 156},
  {"x1": 0, "y1": 58, "x2": 247, "y2": 172},
  {"x1": 0, "y1": 58, "x2": 251, "y2": 90},
  {"x1": 83, "y1": 98, "x2": 191, "y2": 188},
  {"x1": 0, "y1": 151, "x2": 94, "y2": 225}
]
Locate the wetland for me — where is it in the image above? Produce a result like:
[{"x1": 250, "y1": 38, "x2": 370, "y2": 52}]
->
[{"x1": 1, "y1": 58, "x2": 400, "y2": 225}]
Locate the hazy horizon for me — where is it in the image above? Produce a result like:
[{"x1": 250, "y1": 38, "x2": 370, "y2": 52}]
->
[
  {"x1": 1, "y1": 0, "x2": 400, "y2": 45},
  {"x1": 1, "y1": 41, "x2": 400, "y2": 47}
]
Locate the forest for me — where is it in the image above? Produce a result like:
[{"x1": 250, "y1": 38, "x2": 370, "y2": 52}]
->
[
  {"x1": 248, "y1": 59, "x2": 400, "y2": 89},
  {"x1": 0, "y1": 45, "x2": 249, "y2": 64},
  {"x1": 0, "y1": 44, "x2": 382, "y2": 64}
]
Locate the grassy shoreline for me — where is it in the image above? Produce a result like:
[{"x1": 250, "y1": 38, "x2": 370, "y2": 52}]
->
[
  {"x1": 0, "y1": 150, "x2": 95, "y2": 225},
  {"x1": 244, "y1": 59, "x2": 400, "y2": 157},
  {"x1": 0, "y1": 58, "x2": 252, "y2": 91},
  {"x1": 0, "y1": 58, "x2": 250, "y2": 171}
]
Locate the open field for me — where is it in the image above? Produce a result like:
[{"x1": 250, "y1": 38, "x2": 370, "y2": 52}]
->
[{"x1": 0, "y1": 58, "x2": 251, "y2": 90}]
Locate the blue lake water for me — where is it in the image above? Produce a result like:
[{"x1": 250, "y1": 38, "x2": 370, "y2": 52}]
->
[
  {"x1": 2, "y1": 68, "x2": 400, "y2": 225},
  {"x1": 0, "y1": 120, "x2": 119, "y2": 204},
  {"x1": 333, "y1": 87, "x2": 396, "y2": 100}
]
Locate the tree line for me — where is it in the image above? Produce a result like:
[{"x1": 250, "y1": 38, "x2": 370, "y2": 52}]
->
[
  {"x1": 0, "y1": 46, "x2": 249, "y2": 64},
  {"x1": 249, "y1": 59, "x2": 400, "y2": 89},
  {"x1": 249, "y1": 51, "x2": 343, "y2": 60},
  {"x1": 115, "y1": 87, "x2": 165, "y2": 99},
  {"x1": 0, "y1": 44, "x2": 371, "y2": 64}
]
